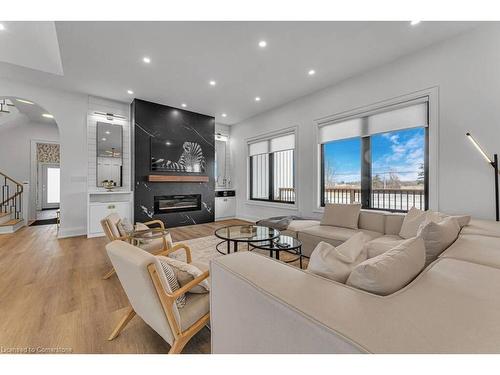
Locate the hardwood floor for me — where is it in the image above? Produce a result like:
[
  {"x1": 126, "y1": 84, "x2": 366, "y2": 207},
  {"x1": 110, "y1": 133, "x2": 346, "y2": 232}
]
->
[{"x1": 0, "y1": 219, "x2": 247, "y2": 354}]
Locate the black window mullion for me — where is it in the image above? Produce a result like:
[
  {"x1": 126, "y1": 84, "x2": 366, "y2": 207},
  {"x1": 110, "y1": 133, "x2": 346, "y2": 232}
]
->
[
  {"x1": 320, "y1": 144, "x2": 325, "y2": 206},
  {"x1": 269, "y1": 152, "x2": 274, "y2": 201},
  {"x1": 360, "y1": 136, "x2": 371, "y2": 209}
]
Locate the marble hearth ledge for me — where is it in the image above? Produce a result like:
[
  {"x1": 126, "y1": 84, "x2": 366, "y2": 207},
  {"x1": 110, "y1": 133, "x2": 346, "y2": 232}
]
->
[{"x1": 148, "y1": 175, "x2": 209, "y2": 182}]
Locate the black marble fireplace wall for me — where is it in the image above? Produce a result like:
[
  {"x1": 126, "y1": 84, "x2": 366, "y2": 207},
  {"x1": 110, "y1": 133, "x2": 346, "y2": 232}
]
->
[{"x1": 132, "y1": 99, "x2": 215, "y2": 227}]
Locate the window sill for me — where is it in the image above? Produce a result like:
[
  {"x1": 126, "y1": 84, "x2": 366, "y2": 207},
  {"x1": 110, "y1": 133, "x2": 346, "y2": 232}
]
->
[{"x1": 245, "y1": 200, "x2": 299, "y2": 211}]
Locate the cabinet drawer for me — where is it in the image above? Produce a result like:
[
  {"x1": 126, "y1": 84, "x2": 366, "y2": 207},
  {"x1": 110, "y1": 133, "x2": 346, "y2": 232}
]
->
[{"x1": 215, "y1": 196, "x2": 236, "y2": 219}]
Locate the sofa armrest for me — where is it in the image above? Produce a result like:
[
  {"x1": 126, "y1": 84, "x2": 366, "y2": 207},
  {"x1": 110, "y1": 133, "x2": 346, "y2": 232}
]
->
[{"x1": 210, "y1": 252, "x2": 368, "y2": 354}]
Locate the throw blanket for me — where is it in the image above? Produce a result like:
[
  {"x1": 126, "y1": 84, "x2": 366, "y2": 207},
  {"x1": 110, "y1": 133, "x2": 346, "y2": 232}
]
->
[{"x1": 256, "y1": 215, "x2": 306, "y2": 231}]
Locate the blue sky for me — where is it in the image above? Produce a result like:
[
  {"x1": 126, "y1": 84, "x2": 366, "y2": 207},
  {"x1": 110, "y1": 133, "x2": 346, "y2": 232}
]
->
[{"x1": 324, "y1": 127, "x2": 425, "y2": 184}]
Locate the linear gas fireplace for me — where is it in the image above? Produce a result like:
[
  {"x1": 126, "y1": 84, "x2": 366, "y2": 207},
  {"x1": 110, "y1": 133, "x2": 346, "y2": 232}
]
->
[{"x1": 154, "y1": 194, "x2": 202, "y2": 214}]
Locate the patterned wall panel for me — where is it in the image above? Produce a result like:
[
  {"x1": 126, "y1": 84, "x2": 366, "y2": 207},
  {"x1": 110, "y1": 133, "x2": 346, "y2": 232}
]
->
[{"x1": 37, "y1": 143, "x2": 60, "y2": 163}]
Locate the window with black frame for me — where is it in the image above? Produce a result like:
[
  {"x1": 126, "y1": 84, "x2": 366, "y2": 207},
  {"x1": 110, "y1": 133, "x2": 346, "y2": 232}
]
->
[
  {"x1": 249, "y1": 133, "x2": 295, "y2": 203},
  {"x1": 319, "y1": 99, "x2": 429, "y2": 212}
]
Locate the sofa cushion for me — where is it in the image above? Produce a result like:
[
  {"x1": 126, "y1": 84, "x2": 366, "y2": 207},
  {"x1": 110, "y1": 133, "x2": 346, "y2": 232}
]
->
[
  {"x1": 384, "y1": 213, "x2": 405, "y2": 235},
  {"x1": 358, "y1": 210, "x2": 385, "y2": 233},
  {"x1": 321, "y1": 203, "x2": 361, "y2": 229},
  {"x1": 287, "y1": 220, "x2": 321, "y2": 232},
  {"x1": 461, "y1": 219, "x2": 500, "y2": 238},
  {"x1": 366, "y1": 235, "x2": 405, "y2": 258},
  {"x1": 346, "y1": 237, "x2": 426, "y2": 296},
  {"x1": 300, "y1": 225, "x2": 381, "y2": 243},
  {"x1": 307, "y1": 233, "x2": 369, "y2": 283},
  {"x1": 417, "y1": 217, "x2": 461, "y2": 266},
  {"x1": 440, "y1": 234, "x2": 500, "y2": 269}
]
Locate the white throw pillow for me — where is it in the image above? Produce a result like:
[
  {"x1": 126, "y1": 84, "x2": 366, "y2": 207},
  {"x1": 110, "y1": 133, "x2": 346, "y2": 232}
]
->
[
  {"x1": 307, "y1": 232, "x2": 368, "y2": 283},
  {"x1": 399, "y1": 207, "x2": 440, "y2": 239},
  {"x1": 346, "y1": 237, "x2": 426, "y2": 296},
  {"x1": 435, "y1": 212, "x2": 471, "y2": 228},
  {"x1": 320, "y1": 203, "x2": 361, "y2": 229},
  {"x1": 157, "y1": 257, "x2": 186, "y2": 308},
  {"x1": 417, "y1": 216, "x2": 461, "y2": 266},
  {"x1": 159, "y1": 256, "x2": 209, "y2": 294}
]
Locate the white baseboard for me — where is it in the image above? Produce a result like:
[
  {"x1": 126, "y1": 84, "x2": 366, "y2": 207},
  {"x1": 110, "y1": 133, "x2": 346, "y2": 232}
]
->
[
  {"x1": 235, "y1": 216, "x2": 258, "y2": 223},
  {"x1": 58, "y1": 226, "x2": 86, "y2": 239}
]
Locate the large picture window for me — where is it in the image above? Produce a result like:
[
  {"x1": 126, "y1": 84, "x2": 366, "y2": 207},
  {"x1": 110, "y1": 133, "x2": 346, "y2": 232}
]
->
[
  {"x1": 320, "y1": 99, "x2": 429, "y2": 212},
  {"x1": 249, "y1": 133, "x2": 295, "y2": 203}
]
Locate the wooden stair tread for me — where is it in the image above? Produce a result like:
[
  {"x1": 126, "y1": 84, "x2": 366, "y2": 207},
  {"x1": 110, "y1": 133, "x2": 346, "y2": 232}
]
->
[
  {"x1": 0, "y1": 212, "x2": 10, "y2": 217},
  {"x1": 0, "y1": 219, "x2": 22, "y2": 227}
]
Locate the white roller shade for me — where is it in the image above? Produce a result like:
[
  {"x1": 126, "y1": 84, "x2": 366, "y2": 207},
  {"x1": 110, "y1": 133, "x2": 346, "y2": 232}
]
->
[
  {"x1": 368, "y1": 102, "x2": 428, "y2": 135},
  {"x1": 248, "y1": 140, "x2": 269, "y2": 156},
  {"x1": 318, "y1": 99, "x2": 428, "y2": 144},
  {"x1": 270, "y1": 133, "x2": 295, "y2": 153},
  {"x1": 319, "y1": 118, "x2": 364, "y2": 143}
]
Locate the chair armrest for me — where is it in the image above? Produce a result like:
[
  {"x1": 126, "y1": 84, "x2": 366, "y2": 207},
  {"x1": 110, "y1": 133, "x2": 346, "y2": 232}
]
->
[
  {"x1": 159, "y1": 243, "x2": 192, "y2": 263},
  {"x1": 142, "y1": 220, "x2": 165, "y2": 229},
  {"x1": 170, "y1": 270, "x2": 209, "y2": 299}
]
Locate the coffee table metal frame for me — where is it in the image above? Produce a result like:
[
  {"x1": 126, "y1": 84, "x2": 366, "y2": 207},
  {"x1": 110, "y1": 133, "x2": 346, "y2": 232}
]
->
[
  {"x1": 214, "y1": 225, "x2": 281, "y2": 255},
  {"x1": 249, "y1": 234, "x2": 303, "y2": 269}
]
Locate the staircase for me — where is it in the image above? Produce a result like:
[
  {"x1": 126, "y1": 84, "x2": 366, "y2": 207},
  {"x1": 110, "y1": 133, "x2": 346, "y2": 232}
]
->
[{"x1": 0, "y1": 171, "x2": 24, "y2": 234}]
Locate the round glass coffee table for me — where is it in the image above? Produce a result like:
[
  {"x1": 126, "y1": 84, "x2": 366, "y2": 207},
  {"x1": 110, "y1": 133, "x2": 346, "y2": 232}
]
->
[
  {"x1": 214, "y1": 225, "x2": 280, "y2": 255},
  {"x1": 250, "y1": 235, "x2": 303, "y2": 269}
]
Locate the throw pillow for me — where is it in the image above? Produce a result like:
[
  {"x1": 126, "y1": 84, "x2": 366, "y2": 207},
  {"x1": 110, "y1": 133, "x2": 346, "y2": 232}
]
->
[
  {"x1": 307, "y1": 232, "x2": 369, "y2": 283},
  {"x1": 320, "y1": 203, "x2": 362, "y2": 229},
  {"x1": 160, "y1": 256, "x2": 209, "y2": 294},
  {"x1": 346, "y1": 237, "x2": 426, "y2": 296},
  {"x1": 157, "y1": 257, "x2": 186, "y2": 308},
  {"x1": 435, "y1": 212, "x2": 471, "y2": 228},
  {"x1": 417, "y1": 216, "x2": 461, "y2": 266},
  {"x1": 399, "y1": 207, "x2": 440, "y2": 239}
]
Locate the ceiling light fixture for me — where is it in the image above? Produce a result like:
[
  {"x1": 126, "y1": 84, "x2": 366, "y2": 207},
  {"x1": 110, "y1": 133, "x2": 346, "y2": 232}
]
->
[
  {"x1": 221, "y1": 113, "x2": 227, "y2": 117},
  {"x1": 308, "y1": 69, "x2": 316, "y2": 76},
  {"x1": 42, "y1": 113, "x2": 54, "y2": 119},
  {"x1": 209, "y1": 80, "x2": 217, "y2": 86},
  {"x1": 0, "y1": 24, "x2": 5, "y2": 31},
  {"x1": 102, "y1": 138, "x2": 107, "y2": 141},
  {"x1": 258, "y1": 40, "x2": 267, "y2": 48},
  {"x1": 181, "y1": 103, "x2": 187, "y2": 108},
  {"x1": 105, "y1": 131, "x2": 111, "y2": 135},
  {"x1": 16, "y1": 99, "x2": 34, "y2": 105},
  {"x1": 127, "y1": 90, "x2": 134, "y2": 95},
  {"x1": 410, "y1": 20, "x2": 421, "y2": 26},
  {"x1": 255, "y1": 97, "x2": 261, "y2": 102},
  {"x1": 143, "y1": 56, "x2": 151, "y2": 64}
]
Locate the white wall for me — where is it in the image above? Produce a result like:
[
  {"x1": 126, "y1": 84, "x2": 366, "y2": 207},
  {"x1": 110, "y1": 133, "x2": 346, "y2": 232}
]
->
[
  {"x1": 231, "y1": 24, "x2": 500, "y2": 221},
  {"x1": 0, "y1": 78, "x2": 89, "y2": 237},
  {"x1": 0, "y1": 114, "x2": 60, "y2": 220}
]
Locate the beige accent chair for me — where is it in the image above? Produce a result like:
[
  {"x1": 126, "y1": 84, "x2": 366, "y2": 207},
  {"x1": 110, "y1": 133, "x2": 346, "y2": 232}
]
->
[
  {"x1": 101, "y1": 213, "x2": 173, "y2": 279},
  {"x1": 106, "y1": 240, "x2": 210, "y2": 354}
]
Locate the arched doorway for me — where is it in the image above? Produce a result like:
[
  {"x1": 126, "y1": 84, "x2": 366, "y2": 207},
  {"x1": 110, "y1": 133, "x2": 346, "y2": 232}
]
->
[{"x1": 0, "y1": 96, "x2": 60, "y2": 229}]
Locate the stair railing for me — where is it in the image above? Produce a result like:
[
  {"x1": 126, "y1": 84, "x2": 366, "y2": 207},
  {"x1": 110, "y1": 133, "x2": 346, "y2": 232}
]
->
[{"x1": 0, "y1": 171, "x2": 23, "y2": 220}]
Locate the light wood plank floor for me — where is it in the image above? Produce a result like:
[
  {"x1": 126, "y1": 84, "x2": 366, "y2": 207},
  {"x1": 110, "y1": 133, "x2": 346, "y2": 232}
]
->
[{"x1": 0, "y1": 219, "x2": 248, "y2": 354}]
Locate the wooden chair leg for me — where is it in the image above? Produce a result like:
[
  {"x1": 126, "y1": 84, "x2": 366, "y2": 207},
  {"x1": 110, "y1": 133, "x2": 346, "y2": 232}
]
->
[
  {"x1": 102, "y1": 267, "x2": 116, "y2": 280},
  {"x1": 108, "y1": 306, "x2": 136, "y2": 341},
  {"x1": 168, "y1": 338, "x2": 188, "y2": 354}
]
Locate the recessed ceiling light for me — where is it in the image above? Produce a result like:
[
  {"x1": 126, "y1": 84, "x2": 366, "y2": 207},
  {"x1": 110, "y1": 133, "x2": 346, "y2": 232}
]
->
[
  {"x1": 221, "y1": 113, "x2": 227, "y2": 117},
  {"x1": 410, "y1": 20, "x2": 421, "y2": 26},
  {"x1": 16, "y1": 99, "x2": 34, "y2": 105},
  {"x1": 42, "y1": 113, "x2": 54, "y2": 119},
  {"x1": 143, "y1": 56, "x2": 151, "y2": 64},
  {"x1": 209, "y1": 80, "x2": 217, "y2": 86},
  {"x1": 0, "y1": 24, "x2": 5, "y2": 31},
  {"x1": 308, "y1": 69, "x2": 316, "y2": 76},
  {"x1": 127, "y1": 90, "x2": 134, "y2": 95},
  {"x1": 181, "y1": 103, "x2": 187, "y2": 108},
  {"x1": 105, "y1": 131, "x2": 111, "y2": 135},
  {"x1": 102, "y1": 137, "x2": 107, "y2": 141},
  {"x1": 255, "y1": 97, "x2": 261, "y2": 102},
  {"x1": 258, "y1": 40, "x2": 267, "y2": 48},
  {"x1": 165, "y1": 141, "x2": 172, "y2": 146}
]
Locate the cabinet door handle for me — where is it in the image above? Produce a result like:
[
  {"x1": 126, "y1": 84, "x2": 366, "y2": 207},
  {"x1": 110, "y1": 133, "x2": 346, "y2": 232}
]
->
[
  {"x1": 108, "y1": 205, "x2": 115, "y2": 209},
  {"x1": 223, "y1": 199, "x2": 227, "y2": 202}
]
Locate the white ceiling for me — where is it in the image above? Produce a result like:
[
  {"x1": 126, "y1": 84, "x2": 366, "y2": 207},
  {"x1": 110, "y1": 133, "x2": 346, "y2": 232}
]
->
[
  {"x1": 0, "y1": 21, "x2": 480, "y2": 125},
  {"x1": 0, "y1": 96, "x2": 57, "y2": 127}
]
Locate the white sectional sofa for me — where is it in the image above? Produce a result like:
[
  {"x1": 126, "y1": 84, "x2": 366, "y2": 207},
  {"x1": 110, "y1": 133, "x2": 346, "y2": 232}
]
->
[{"x1": 210, "y1": 216, "x2": 500, "y2": 353}]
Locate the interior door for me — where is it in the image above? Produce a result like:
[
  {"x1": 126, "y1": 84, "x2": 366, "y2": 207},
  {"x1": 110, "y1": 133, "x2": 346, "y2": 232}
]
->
[{"x1": 41, "y1": 163, "x2": 60, "y2": 209}]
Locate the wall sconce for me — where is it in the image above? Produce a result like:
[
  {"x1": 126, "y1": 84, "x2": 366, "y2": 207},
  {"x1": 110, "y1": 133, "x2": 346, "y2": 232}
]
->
[{"x1": 466, "y1": 132, "x2": 499, "y2": 221}]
